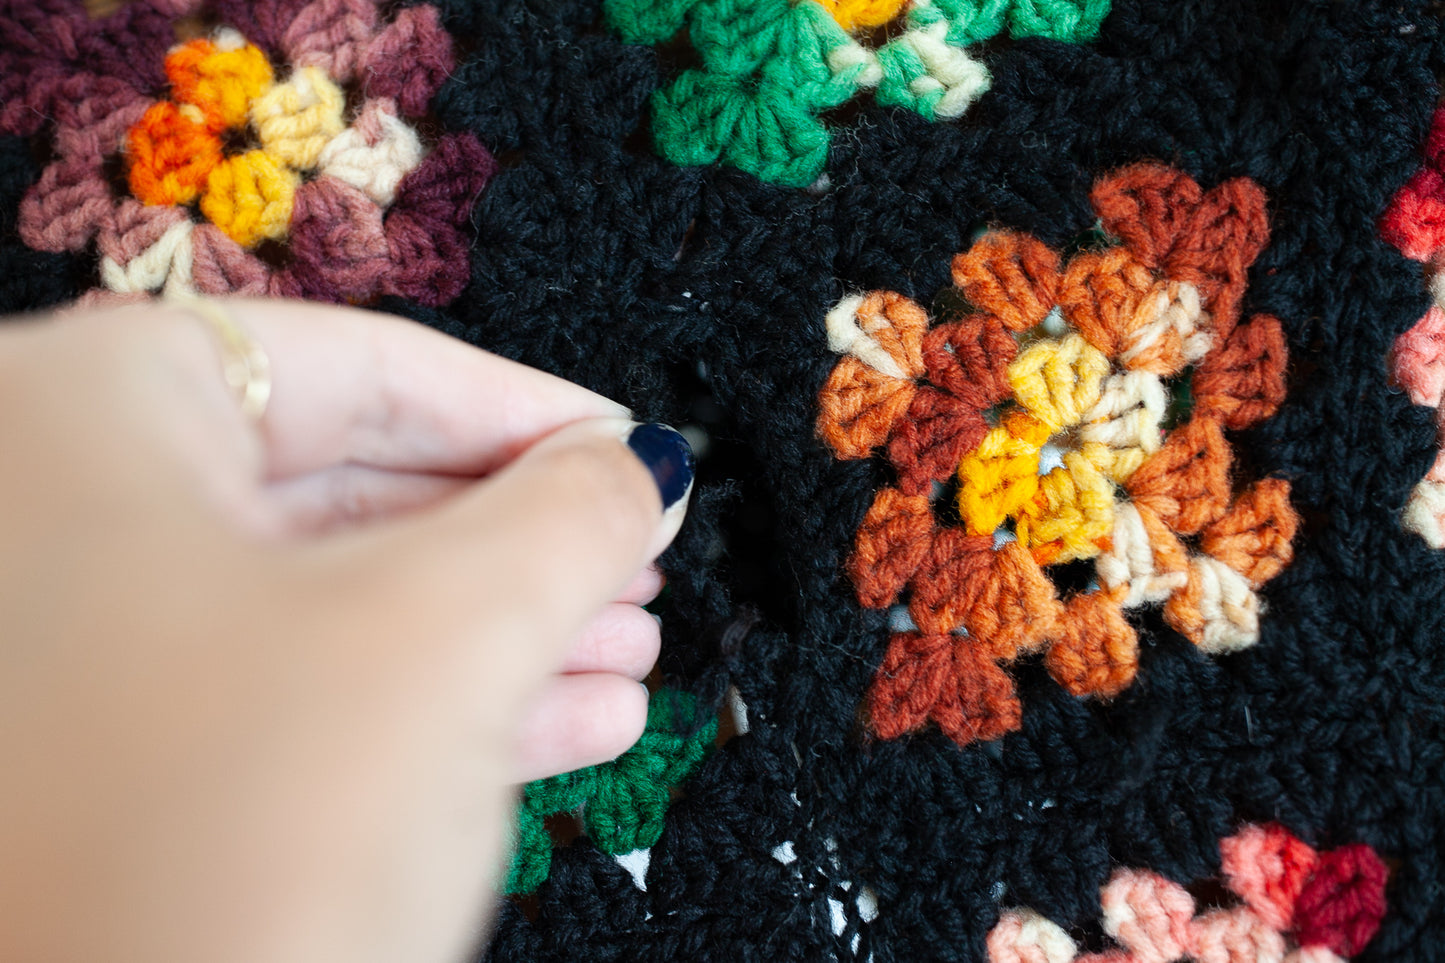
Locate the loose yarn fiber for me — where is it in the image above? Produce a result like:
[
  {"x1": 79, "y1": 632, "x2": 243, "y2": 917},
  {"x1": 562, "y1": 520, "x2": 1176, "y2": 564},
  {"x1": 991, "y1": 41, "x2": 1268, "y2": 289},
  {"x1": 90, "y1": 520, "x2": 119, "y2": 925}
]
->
[{"x1": 4, "y1": 1, "x2": 1445, "y2": 962}]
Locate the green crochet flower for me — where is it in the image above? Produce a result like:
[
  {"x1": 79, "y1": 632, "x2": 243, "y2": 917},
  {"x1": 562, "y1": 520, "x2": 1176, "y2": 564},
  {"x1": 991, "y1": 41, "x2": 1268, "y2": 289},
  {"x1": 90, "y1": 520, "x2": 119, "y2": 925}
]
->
[
  {"x1": 505, "y1": 689, "x2": 718, "y2": 894},
  {"x1": 605, "y1": 0, "x2": 1111, "y2": 187}
]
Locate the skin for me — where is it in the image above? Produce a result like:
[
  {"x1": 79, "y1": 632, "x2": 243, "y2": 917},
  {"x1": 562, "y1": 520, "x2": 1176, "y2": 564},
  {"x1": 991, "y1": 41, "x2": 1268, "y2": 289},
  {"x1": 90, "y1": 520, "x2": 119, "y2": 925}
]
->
[{"x1": 0, "y1": 299, "x2": 686, "y2": 963}]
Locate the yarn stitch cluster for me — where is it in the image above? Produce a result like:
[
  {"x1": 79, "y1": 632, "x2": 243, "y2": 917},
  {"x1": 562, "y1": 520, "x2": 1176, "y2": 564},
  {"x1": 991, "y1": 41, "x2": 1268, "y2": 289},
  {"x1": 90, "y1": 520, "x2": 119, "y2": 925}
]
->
[
  {"x1": 989, "y1": 824, "x2": 1389, "y2": 963},
  {"x1": 603, "y1": 0, "x2": 1110, "y2": 186},
  {"x1": 819, "y1": 163, "x2": 1297, "y2": 746},
  {"x1": 3, "y1": 0, "x2": 494, "y2": 307},
  {"x1": 506, "y1": 689, "x2": 717, "y2": 894}
]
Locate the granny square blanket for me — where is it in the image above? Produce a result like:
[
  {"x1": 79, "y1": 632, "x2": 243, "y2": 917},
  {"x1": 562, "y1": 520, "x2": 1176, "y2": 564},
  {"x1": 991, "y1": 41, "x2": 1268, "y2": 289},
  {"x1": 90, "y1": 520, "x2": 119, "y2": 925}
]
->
[{"x1": 4, "y1": 1, "x2": 1445, "y2": 960}]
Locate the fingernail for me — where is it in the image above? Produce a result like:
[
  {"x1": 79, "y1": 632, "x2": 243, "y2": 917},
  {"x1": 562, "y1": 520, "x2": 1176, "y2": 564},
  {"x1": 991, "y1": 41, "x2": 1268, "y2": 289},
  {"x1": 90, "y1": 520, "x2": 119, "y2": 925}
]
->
[{"x1": 627, "y1": 423, "x2": 694, "y2": 512}]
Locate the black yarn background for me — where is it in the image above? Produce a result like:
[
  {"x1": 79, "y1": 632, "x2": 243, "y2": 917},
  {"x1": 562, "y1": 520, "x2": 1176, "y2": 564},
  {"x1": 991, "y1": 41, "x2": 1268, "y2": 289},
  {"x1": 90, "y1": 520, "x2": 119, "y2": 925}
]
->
[{"x1": 5, "y1": 1, "x2": 1445, "y2": 960}]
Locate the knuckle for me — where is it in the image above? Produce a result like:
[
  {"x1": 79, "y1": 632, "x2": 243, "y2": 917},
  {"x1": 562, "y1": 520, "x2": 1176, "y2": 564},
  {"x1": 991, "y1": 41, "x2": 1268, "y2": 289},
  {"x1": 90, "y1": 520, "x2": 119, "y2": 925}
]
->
[
  {"x1": 576, "y1": 605, "x2": 661, "y2": 679},
  {"x1": 575, "y1": 681, "x2": 649, "y2": 763}
]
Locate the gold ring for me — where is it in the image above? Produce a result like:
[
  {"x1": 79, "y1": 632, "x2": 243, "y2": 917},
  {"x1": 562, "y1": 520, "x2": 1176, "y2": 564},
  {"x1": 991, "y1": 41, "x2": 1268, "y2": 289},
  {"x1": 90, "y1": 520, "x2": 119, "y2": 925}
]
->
[{"x1": 175, "y1": 297, "x2": 272, "y2": 421}]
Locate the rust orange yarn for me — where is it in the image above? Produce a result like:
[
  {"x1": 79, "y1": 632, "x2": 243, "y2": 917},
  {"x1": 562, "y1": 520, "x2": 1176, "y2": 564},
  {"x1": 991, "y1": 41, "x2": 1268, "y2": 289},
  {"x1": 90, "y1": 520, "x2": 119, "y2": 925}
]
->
[
  {"x1": 1125, "y1": 416, "x2": 1232, "y2": 537},
  {"x1": 1200, "y1": 479, "x2": 1298, "y2": 585},
  {"x1": 951, "y1": 229, "x2": 1061, "y2": 332},
  {"x1": 1193, "y1": 313, "x2": 1289, "y2": 428},
  {"x1": 886, "y1": 388, "x2": 988, "y2": 496},
  {"x1": 1047, "y1": 587, "x2": 1138, "y2": 698},
  {"x1": 868, "y1": 632, "x2": 1022, "y2": 745},
  {"x1": 818, "y1": 291, "x2": 929, "y2": 457},
  {"x1": 849, "y1": 489, "x2": 933, "y2": 609},
  {"x1": 817, "y1": 358, "x2": 918, "y2": 459},
  {"x1": 817, "y1": 163, "x2": 1298, "y2": 746}
]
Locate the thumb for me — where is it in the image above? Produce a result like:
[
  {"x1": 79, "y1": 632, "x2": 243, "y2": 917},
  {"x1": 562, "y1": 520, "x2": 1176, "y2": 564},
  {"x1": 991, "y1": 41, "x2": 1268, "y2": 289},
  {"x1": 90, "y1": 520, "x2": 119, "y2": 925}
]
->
[{"x1": 343, "y1": 418, "x2": 692, "y2": 690}]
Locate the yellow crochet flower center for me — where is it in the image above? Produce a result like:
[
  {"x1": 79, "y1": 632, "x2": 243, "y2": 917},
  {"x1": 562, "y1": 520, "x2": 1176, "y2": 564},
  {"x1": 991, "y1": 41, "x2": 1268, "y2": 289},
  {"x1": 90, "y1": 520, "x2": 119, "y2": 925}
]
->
[
  {"x1": 126, "y1": 32, "x2": 350, "y2": 249},
  {"x1": 957, "y1": 333, "x2": 1140, "y2": 566}
]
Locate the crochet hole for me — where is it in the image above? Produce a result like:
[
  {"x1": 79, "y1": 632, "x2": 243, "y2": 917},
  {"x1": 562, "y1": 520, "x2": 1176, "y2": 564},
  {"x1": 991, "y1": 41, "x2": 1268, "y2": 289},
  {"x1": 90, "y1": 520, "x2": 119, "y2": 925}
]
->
[
  {"x1": 931, "y1": 285, "x2": 974, "y2": 322},
  {"x1": 622, "y1": 112, "x2": 656, "y2": 161},
  {"x1": 219, "y1": 124, "x2": 260, "y2": 157},
  {"x1": 1039, "y1": 432, "x2": 1079, "y2": 470},
  {"x1": 677, "y1": 365, "x2": 794, "y2": 626},
  {"x1": 1042, "y1": 557, "x2": 1096, "y2": 597},
  {"x1": 817, "y1": 98, "x2": 871, "y2": 133},
  {"x1": 1061, "y1": 915, "x2": 1112, "y2": 957},
  {"x1": 852, "y1": 16, "x2": 913, "y2": 49},
  {"x1": 1061, "y1": 223, "x2": 1117, "y2": 260},
  {"x1": 491, "y1": 148, "x2": 530, "y2": 173},
  {"x1": 1161, "y1": 376, "x2": 1195, "y2": 431},
  {"x1": 1184, "y1": 875, "x2": 1244, "y2": 913},
  {"x1": 100, "y1": 151, "x2": 134, "y2": 206},
  {"x1": 542, "y1": 810, "x2": 585, "y2": 848},
  {"x1": 252, "y1": 238, "x2": 293, "y2": 270},
  {"x1": 673, "y1": 218, "x2": 697, "y2": 262},
  {"x1": 650, "y1": 25, "x2": 705, "y2": 78},
  {"x1": 927, "y1": 472, "x2": 967, "y2": 527}
]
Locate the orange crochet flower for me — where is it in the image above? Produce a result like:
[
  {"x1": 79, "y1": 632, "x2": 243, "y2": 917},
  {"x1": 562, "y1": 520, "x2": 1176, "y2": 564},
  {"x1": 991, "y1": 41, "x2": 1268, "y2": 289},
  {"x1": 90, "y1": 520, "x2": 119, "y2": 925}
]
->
[
  {"x1": 817, "y1": 164, "x2": 1297, "y2": 747},
  {"x1": 126, "y1": 32, "x2": 329, "y2": 247}
]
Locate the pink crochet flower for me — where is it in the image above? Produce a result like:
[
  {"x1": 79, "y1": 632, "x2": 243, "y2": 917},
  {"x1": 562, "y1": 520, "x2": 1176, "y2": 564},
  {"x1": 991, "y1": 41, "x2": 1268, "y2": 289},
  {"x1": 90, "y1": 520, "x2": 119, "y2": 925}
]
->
[
  {"x1": 2, "y1": 0, "x2": 494, "y2": 308},
  {"x1": 986, "y1": 824, "x2": 1388, "y2": 963}
]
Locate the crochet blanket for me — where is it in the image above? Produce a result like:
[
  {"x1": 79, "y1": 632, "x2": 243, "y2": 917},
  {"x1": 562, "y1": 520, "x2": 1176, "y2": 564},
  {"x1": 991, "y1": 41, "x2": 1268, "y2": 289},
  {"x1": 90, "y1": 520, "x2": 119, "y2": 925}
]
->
[{"x1": 3, "y1": 1, "x2": 1445, "y2": 960}]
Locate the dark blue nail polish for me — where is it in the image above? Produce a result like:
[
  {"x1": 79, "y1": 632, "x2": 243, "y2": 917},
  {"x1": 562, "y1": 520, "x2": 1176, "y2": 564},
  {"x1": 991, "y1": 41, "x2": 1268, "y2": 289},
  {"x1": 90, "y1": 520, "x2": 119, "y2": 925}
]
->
[{"x1": 627, "y1": 423, "x2": 694, "y2": 511}]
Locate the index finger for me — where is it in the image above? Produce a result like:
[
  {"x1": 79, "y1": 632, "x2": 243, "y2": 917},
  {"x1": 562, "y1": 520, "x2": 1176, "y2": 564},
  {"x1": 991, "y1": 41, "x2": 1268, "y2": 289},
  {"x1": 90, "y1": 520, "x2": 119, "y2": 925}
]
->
[{"x1": 215, "y1": 299, "x2": 630, "y2": 481}]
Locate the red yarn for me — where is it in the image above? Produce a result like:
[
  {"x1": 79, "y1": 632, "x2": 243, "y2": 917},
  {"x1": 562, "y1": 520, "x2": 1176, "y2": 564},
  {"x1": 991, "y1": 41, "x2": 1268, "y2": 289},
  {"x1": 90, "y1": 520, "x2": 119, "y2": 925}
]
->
[
  {"x1": 1292, "y1": 844, "x2": 1389, "y2": 958},
  {"x1": 1380, "y1": 167, "x2": 1445, "y2": 261}
]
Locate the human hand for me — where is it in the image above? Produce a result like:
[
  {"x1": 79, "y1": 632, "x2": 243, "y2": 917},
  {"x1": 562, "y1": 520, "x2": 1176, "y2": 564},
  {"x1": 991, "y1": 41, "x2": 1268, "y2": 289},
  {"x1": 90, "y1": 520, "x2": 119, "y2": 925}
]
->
[{"x1": 0, "y1": 299, "x2": 691, "y2": 963}]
